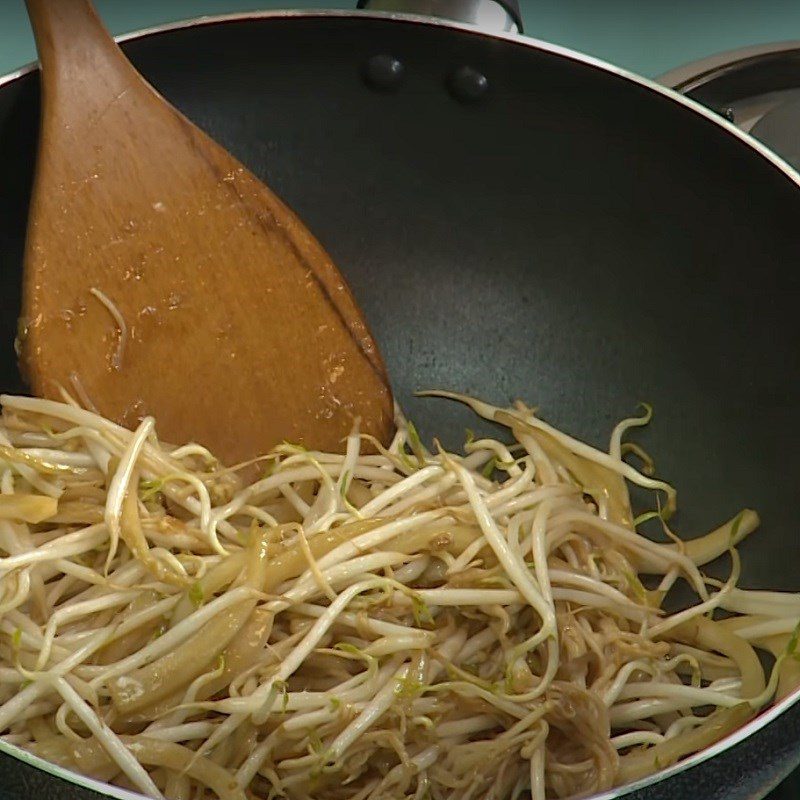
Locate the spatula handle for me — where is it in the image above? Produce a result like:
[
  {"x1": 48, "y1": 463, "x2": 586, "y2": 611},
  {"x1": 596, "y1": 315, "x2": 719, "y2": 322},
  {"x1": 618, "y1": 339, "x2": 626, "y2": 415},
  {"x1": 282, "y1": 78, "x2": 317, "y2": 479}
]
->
[
  {"x1": 27, "y1": 0, "x2": 117, "y2": 65},
  {"x1": 26, "y1": 0, "x2": 135, "y2": 110}
]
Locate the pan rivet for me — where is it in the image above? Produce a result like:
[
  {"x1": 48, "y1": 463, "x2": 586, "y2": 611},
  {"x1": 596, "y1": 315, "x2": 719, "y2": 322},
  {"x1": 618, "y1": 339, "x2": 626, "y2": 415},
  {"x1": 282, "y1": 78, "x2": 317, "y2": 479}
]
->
[
  {"x1": 447, "y1": 66, "x2": 489, "y2": 102},
  {"x1": 362, "y1": 55, "x2": 405, "y2": 92}
]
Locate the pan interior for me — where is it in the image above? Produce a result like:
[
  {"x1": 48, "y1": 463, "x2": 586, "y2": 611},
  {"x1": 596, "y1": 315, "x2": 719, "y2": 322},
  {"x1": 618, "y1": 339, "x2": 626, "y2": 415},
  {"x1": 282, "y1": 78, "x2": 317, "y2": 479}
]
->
[{"x1": 0, "y1": 17, "x2": 798, "y2": 612}]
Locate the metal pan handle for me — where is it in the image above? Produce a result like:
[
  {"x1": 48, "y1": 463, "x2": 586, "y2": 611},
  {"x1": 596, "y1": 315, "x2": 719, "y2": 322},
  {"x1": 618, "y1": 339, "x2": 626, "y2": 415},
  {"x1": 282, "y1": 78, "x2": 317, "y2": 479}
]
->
[{"x1": 356, "y1": 0, "x2": 523, "y2": 34}]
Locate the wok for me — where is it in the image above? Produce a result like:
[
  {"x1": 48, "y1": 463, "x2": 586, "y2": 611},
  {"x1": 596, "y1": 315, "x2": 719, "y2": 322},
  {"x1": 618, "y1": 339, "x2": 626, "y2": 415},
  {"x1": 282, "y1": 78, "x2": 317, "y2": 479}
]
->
[{"x1": 0, "y1": 5, "x2": 798, "y2": 800}]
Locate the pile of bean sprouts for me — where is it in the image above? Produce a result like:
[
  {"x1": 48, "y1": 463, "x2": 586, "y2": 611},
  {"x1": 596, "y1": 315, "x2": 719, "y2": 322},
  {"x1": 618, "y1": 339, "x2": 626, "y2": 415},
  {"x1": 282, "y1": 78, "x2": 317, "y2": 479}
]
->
[{"x1": 0, "y1": 390, "x2": 798, "y2": 800}]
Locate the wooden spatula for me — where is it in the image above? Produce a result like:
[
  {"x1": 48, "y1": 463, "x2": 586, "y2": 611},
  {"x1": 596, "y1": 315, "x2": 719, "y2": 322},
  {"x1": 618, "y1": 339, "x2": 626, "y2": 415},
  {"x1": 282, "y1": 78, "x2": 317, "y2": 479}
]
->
[{"x1": 20, "y1": 0, "x2": 393, "y2": 465}]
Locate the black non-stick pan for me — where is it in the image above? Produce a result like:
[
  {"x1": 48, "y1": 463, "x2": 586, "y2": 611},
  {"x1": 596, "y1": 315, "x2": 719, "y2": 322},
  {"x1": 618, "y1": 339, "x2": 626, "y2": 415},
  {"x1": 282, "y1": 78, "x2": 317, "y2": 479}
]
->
[{"x1": 0, "y1": 5, "x2": 799, "y2": 800}]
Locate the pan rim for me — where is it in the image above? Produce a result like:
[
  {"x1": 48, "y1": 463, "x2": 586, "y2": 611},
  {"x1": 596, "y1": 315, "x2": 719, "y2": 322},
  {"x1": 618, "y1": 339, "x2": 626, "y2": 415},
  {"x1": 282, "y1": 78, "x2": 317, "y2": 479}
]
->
[
  {"x1": 2, "y1": 7, "x2": 800, "y2": 191},
  {"x1": 0, "y1": 9, "x2": 798, "y2": 800}
]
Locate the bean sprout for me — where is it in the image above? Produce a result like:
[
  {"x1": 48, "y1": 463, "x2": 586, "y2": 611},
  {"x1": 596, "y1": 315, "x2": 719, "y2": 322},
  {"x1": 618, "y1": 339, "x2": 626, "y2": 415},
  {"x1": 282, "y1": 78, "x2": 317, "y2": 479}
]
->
[{"x1": 0, "y1": 392, "x2": 795, "y2": 800}]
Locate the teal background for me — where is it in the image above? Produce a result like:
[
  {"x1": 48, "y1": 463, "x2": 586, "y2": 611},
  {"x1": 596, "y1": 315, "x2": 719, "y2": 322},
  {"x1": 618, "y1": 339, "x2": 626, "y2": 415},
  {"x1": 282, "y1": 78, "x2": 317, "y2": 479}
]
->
[{"x1": 2, "y1": 0, "x2": 800, "y2": 78}]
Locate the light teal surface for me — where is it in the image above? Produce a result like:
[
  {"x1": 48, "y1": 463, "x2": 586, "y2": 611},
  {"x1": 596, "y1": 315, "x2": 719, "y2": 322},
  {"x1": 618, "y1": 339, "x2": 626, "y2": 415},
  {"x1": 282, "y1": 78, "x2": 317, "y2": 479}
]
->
[{"x1": 2, "y1": 1, "x2": 800, "y2": 78}]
